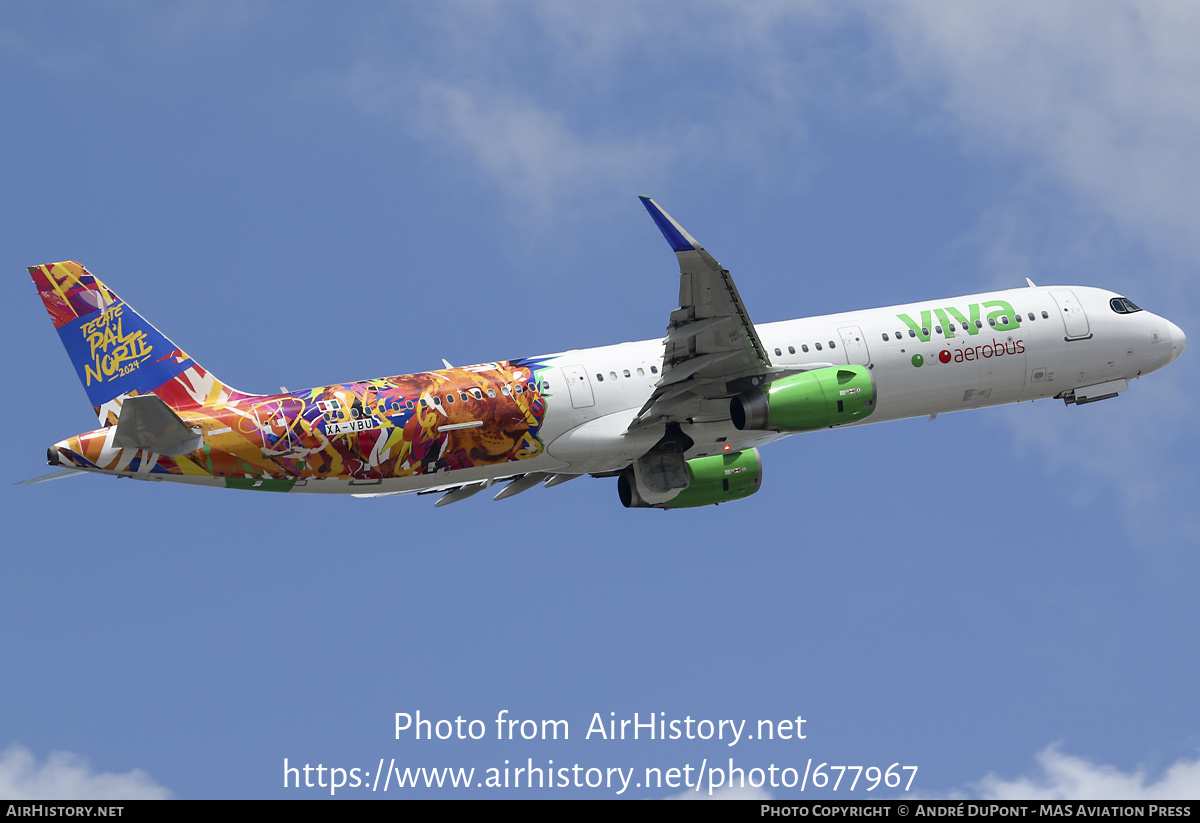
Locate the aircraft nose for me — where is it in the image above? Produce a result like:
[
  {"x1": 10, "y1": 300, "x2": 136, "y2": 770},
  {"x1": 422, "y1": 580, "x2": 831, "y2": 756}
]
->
[{"x1": 1168, "y1": 320, "x2": 1186, "y2": 361}]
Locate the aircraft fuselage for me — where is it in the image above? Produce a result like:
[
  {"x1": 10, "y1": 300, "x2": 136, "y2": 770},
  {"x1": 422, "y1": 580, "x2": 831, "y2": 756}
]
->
[{"x1": 45, "y1": 283, "x2": 1183, "y2": 500}]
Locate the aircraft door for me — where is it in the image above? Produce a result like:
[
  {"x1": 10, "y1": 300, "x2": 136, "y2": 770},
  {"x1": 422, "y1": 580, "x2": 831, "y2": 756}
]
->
[
  {"x1": 561, "y1": 365, "x2": 595, "y2": 408},
  {"x1": 1050, "y1": 290, "x2": 1091, "y2": 340},
  {"x1": 838, "y1": 326, "x2": 871, "y2": 366}
]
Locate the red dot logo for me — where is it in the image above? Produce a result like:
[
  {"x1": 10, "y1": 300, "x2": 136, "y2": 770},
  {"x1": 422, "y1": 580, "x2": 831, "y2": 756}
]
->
[{"x1": 939, "y1": 350, "x2": 952, "y2": 364}]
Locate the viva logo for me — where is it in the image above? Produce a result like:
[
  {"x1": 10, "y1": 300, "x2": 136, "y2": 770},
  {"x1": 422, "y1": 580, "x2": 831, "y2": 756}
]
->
[{"x1": 896, "y1": 299, "x2": 1019, "y2": 342}]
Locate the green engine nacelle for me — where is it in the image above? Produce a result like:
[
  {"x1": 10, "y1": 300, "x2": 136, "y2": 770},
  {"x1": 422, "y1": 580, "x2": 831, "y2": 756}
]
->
[
  {"x1": 619, "y1": 448, "x2": 763, "y2": 510},
  {"x1": 730, "y1": 365, "x2": 876, "y2": 431}
]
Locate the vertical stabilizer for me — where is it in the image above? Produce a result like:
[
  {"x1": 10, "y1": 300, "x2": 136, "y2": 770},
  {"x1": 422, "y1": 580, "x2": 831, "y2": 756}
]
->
[{"x1": 28, "y1": 261, "x2": 249, "y2": 424}]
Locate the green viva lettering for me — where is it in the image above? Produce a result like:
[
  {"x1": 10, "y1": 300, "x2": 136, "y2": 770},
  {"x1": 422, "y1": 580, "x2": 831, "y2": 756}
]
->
[{"x1": 897, "y1": 300, "x2": 1018, "y2": 341}]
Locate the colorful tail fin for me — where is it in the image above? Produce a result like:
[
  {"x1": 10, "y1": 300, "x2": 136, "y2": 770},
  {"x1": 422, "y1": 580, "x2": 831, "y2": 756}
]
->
[{"x1": 28, "y1": 261, "x2": 248, "y2": 424}]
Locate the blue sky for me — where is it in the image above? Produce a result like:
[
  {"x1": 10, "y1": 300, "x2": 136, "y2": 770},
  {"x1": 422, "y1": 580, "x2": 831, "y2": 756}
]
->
[{"x1": 2, "y1": 1, "x2": 1198, "y2": 799}]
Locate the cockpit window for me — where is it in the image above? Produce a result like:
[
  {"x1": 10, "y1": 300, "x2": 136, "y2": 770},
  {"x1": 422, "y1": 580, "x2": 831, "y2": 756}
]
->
[{"x1": 1110, "y1": 297, "x2": 1143, "y2": 314}]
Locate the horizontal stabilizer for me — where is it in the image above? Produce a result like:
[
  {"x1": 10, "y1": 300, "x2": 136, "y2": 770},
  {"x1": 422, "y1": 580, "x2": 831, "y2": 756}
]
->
[
  {"x1": 114, "y1": 395, "x2": 203, "y2": 456},
  {"x1": 16, "y1": 468, "x2": 86, "y2": 485}
]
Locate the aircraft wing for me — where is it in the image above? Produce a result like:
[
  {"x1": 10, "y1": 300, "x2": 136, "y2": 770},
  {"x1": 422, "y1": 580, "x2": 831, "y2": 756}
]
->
[{"x1": 633, "y1": 197, "x2": 773, "y2": 426}]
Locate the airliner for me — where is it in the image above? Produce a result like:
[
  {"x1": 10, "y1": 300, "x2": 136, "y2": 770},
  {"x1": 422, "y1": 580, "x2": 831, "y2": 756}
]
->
[{"x1": 24, "y1": 197, "x2": 1186, "y2": 508}]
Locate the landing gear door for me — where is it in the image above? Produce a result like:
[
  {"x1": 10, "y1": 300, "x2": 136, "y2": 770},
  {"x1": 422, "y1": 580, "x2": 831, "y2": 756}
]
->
[
  {"x1": 838, "y1": 325, "x2": 871, "y2": 366},
  {"x1": 1050, "y1": 290, "x2": 1091, "y2": 340},
  {"x1": 561, "y1": 365, "x2": 595, "y2": 409}
]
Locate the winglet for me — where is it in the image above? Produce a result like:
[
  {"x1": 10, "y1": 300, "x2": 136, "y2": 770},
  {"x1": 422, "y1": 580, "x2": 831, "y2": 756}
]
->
[{"x1": 639, "y1": 196, "x2": 698, "y2": 253}]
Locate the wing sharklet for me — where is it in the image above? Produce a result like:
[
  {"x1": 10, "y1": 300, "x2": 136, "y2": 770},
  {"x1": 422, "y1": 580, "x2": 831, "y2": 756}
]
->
[{"x1": 639, "y1": 195, "x2": 698, "y2": 251}]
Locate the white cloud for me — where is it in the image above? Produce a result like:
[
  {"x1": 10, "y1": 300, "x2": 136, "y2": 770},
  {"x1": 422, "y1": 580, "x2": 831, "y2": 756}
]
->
[
  {"x1": 0, "y1": 744, "x2": 172, "y2": 800},
  {"x1": 664, "y1": 783, "x2": 774, "y2": 800},
  {"x1": 316, "y1": 2, "x2": 839, "y2": 211},
  {"x1": 962, "y1": 745, "x2": 1200, "y2": 800},
  {"x1": 316, "y1": 1, "x2": 1200, "y2": 277},
  {"x1": 991, "y1": 382, "x2": 1200, "y2": 571},
  {"x1": 875, "y1": 1, "x2": 1200, "y2": 268},
  {"x1": 407, "y1": 81, "x2": 666, "y2": 212}
]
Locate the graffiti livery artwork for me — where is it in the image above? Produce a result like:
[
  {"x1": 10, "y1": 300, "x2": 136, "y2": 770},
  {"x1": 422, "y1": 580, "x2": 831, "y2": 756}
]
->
[{"x1": 31, "y1": 262, "x2": 551, "y2": 492}]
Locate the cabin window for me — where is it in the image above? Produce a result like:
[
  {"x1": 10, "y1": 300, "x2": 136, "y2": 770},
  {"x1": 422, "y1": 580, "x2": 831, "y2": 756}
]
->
[
  {"x1": 433, "y1": 397, "x2": 442, "y2": 406},
  {"x1": 788, "y1": 346, "x2": 795, "y2": 354},
  {"x1": 637, "y1": 367, "x2": 644, "y2": 376},
  {"x1": 501, "y1": 385, "x2": 511, "y2": 395},
  {"x1": 801, "y1": 344, "x2": 809, "y2": 352},
  {"x1": 459, "y1": 391, "x2": 469, "y2": 401},
  {"x1": 405, "y1": 400, "x2": 414, "y2": 410},
  {"x1": 976, "y1": 320, "x2": 984, "y2": 328},
  {"x1": 1041, "y1": 311, "x2": 1049, "y2": 319},
  {"x1": 651, "y1": 366, "x2": 658, "y2": 374},
  {"x1": 829, "y1": 341, "x2": 836, "y2": 349},
  {"x1": 515, "y1": 384, "x2": 524, "y2": 394},
  {"x1": 935, "y1": 326, "x2": 942, "y2": 335},
  {"x1": 948, "y1": 323, "x2": 956, "y2": 332},
  {"x1": 623, "y1": 369, "x2": 630, "y2": 378},
  {"x1": 419, "y1": 399, "x2": 428, "y2": 408},
  {"x1": 446, "y1": 394, "x2": 455, "y2": 404},
  {"x1": 774, "y1": 347, "x2": 782, "y2": 356},
  {"x1": 1028, "y1": 312, "x2": 1035, "y2": 321},
  {"x1": 610, "y1": 371, "x2": 617, "y2": 381},
  {"x1": 815, "y1": 342, "x2": 823, "y2": 351},
  {"x1": 486, "y1": 388, "x2": 495, "y2": 398},
  {"x1": 882, "y1": 333, "x2": 889, "y2": 341},
  {"x1": 471, "y1": 389, "x2": 483, "y2": 399},
  {"x1": 596, "y1": 374, "x2": 604, "y2": 382}
]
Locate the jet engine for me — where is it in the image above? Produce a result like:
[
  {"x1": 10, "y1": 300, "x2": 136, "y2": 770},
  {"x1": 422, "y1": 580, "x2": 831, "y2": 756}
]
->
[
  {"x1": 731, "y1": 366, "x2": 876, "y2": 431},
  {"x1": 618, "y1": 448, "x2": 763, "y2": 509}
]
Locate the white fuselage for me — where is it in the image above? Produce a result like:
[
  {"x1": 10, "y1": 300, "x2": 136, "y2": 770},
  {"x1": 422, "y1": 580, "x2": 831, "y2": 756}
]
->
[{"x1": 334, "y1": 283, "x2": 1183, "y2": 495}]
